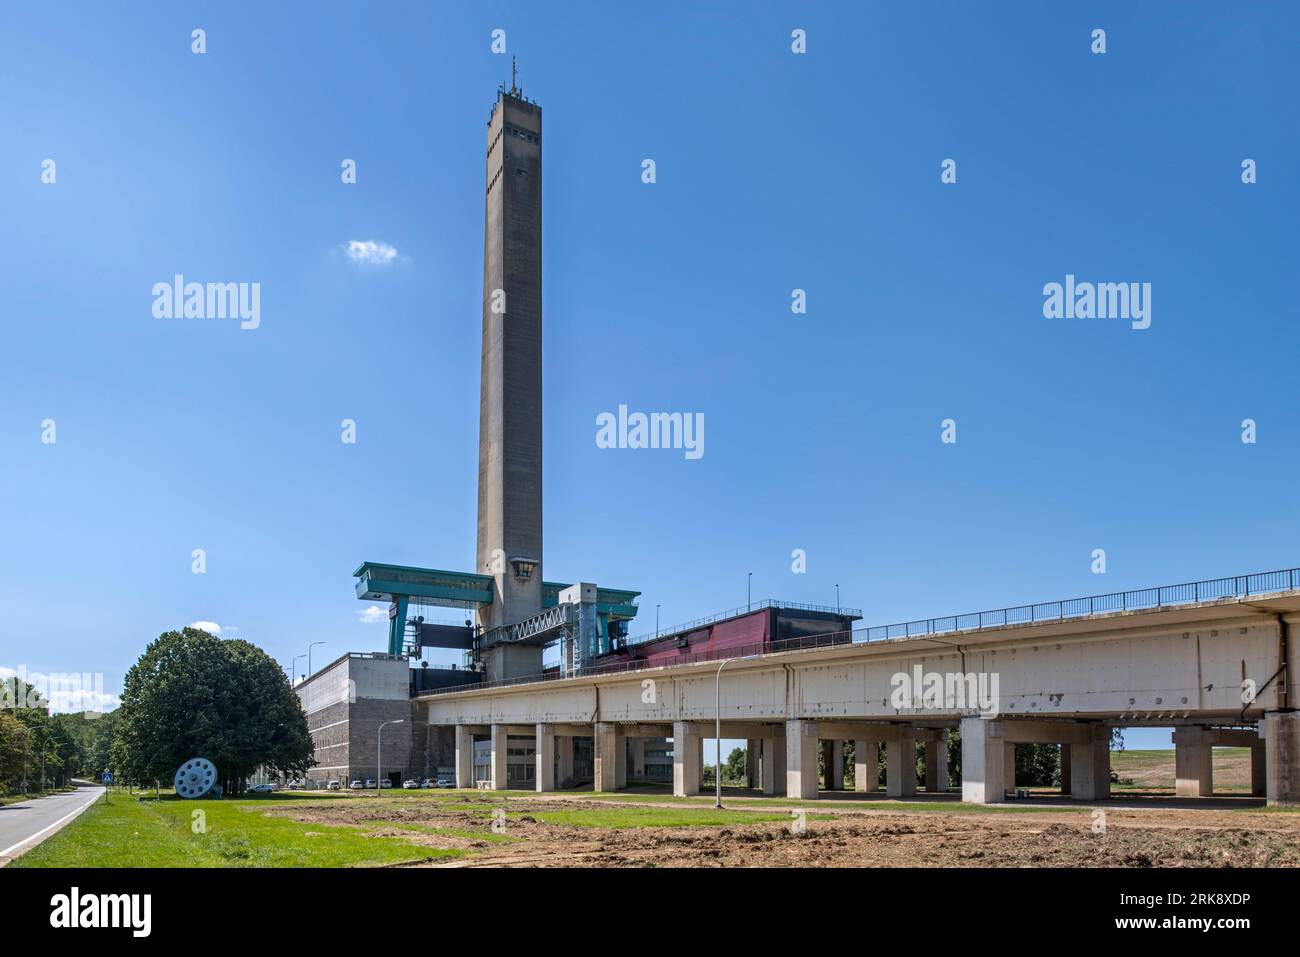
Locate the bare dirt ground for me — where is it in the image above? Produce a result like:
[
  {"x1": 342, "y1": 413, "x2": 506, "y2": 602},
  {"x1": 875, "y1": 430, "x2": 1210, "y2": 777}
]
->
[{"x1": 267, "y1": 793, "x2": 1300, "y2": 868}]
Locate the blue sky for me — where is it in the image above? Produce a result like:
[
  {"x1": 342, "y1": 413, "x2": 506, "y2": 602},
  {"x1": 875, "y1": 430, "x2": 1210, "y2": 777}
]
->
[{"x1": 2, "y1": 3, "x2": 1297, "y2": 749}]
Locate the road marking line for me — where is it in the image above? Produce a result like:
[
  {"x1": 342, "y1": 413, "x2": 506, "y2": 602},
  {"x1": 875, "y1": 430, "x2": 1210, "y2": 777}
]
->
[{"x1": 0, "y1": 788, "x2": 105, "y2": 864}]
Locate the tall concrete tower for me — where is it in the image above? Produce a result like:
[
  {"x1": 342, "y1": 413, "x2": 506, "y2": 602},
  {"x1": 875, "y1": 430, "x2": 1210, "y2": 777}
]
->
[{"x1": 476, "y1": 81, "x2": 543, "y2": 672}]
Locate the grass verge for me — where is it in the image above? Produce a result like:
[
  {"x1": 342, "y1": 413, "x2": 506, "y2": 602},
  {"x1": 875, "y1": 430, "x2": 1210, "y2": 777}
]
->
[{"x1": 10, "y1": 794, "x2": 456, "y2": 868}]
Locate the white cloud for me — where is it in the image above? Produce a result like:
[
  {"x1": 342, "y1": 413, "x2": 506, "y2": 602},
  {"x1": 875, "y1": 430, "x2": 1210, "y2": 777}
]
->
[
  {"x1": 51, "y1": 687, "x2": 121, "y2": 716},
  {"x1": 345, "y1": 239, "x2": 398, "y2": 265},
  {"x1": 0, "y1": 666, "x2": 119, "y2": 715},
  {"x1": 190, "y1": 620, "x2": 222, "y2": 634},
  {"x1": 358, "y1": 605, "x2": 387, "y2": 624}
]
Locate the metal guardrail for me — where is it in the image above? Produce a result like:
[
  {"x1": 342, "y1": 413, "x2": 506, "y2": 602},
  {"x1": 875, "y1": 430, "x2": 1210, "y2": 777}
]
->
[
  {"x1": 625, "y1": 598, "x2": 863, "y2": 647},
  {"x1": 860, "y1": 568, "x2": 1300, "y2": 641},
  {"x1": 418, "y1": 566, "x2": 1300, "y2": 697}
]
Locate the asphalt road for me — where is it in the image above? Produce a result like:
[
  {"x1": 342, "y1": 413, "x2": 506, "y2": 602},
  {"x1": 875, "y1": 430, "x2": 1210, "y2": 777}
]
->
[{"x1": 0, "y1": 786, "x2": 104, "y2": 864}]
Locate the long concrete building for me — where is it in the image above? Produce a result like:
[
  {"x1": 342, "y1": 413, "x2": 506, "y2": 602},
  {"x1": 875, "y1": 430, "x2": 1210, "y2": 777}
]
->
[{"x1": 415, "y1": 572, "x2": 1300, "y2": 806}]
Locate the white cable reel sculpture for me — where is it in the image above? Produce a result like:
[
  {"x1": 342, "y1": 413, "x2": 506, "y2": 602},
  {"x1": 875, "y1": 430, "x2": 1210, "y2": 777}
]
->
[{"x1": 174, "y1": 757, "x2": 222, "y2": 799}]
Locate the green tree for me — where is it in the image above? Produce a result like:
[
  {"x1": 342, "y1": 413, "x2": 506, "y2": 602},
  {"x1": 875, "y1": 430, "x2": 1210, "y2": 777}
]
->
[
  {"x1": 48, "y1": 710, "x2": 121, "y2": 785},
  {"x1": 1, "y1": 676, "x2": 71, "y2": 791},
  {"x1": 723, "y1": 746, "x2": 747, "y2": 784},
  {"x1": 85, "y1": 709, "x2": 120, "y2": 779},
  {"x1": 1015, "y1": 743, "x2": 1058, "y2": 787},
  {"x1": 0, "y1": 712, "x2": 32, "y2": 793},
  {"x1": 111, "y1": 627, "x2": 314, "y2": 796}
]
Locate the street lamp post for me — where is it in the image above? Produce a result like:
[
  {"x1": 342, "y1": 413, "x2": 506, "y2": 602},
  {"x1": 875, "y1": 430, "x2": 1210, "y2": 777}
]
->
[
  {"x1": 747, "y1": 572, "x2": 752, "y2": 611},
  {"x1": 836, "y1": 584, "x2": 841, "y2": 614},
  {"x1": 377, "y1": 719, "x2": 405, "y2": 794},
  {"x1": 714, "y1": 656, "x2": 758, "y2": 809},
  {"x1": 655, "y1": 604, "x2": 661, "y2": 638},
  {"x1": 291, "y1": 654, "x2": 306, "y2": 686},
  {"x1": 308, "y1": 641, "x2": 326, "y2": 679}
]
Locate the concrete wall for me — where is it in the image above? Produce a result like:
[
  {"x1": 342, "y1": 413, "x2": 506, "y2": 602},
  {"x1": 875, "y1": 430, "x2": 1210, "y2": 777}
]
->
[
  {"x1": 296, "y1": 654, "x2": 417, "y2": 785},
  {"x1": 422, "y1": 612, "x2": 1288, "y2": 727}
]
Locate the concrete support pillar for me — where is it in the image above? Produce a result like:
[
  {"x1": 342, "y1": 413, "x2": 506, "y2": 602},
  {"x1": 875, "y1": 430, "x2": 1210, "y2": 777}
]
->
[
  {"x1": 761, "y1": 737, "x2": 778, "y2": 795},
  {"x1": 631, "y1": 737, "x2": 646, "y2": 780},
  {"x1": 1173, "y1": 726, "x2": 1213, "y2": 797},
  {"x1": 489, "y1": 724, "x2": 508, "y2": 790},
  {"x1": 672, "y1": 721, "x2": 702, "y2": 797},
  {"x1": 1059, "y1": 742, "x2": 1071, "y2": 794},
  {"x1": 826, "y1": 740, "x2": 844, "y2": 790},
  {"x1": 960, "y1": 717, "x2": 1004, "y2": 804},
  {"x1": 593, "y1": 722, "x2": 624, "y2": 792},
  {"x1": 535, "y1": 724, "x2": 555, "y2": 793},
  {"x1": 745, "y1": 739, "x2": 757, "y2": 788},
  {"x1": 1070, "y1": 724, "x2": 1111, "y2": 801},
  {"x1": 454, "y1": 725, "x2": 474, "y2": 789},
  {"x1": 1251, "y1": 740, "x2": 1266, "y2": 797},
  {"x1": 773, "y1": 731, "x2": 788, "y2": 795},
  {"x1": 786, "y1": 719, "x2": 820, "y2": 800},
  {"x1": 557, "y1": 736, "x2": 574, "y2": 788},
  {"x1": 854, "y1": 740, "x2": 877, "y2": 792},
  {"x1": 886, "y1": 728, "x2": 917, "y2": 798},
  {"x1": 1264, "y1": 711, "x2": 1300, "y2": 806},
  {"x1": 1003, "y1": 743, "x2": 1016, "y2": 794},
  {"x1": 925, "y1": 732, "x2": 950, "y2": 793}
]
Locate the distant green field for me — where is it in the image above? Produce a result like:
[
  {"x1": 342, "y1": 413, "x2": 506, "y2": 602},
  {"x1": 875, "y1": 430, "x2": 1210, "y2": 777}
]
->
[{"x1": 1110, "y1": 747, "x2": 1252, "y2": 791}]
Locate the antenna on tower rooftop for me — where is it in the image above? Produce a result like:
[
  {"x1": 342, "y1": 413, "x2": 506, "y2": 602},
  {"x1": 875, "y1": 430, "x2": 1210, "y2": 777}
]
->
[{"x1": 511, "y1": 55, "x2": 518, "y2": 95}]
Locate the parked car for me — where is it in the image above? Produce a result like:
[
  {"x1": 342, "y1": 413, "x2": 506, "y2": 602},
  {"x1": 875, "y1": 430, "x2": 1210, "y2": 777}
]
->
[
  {"x1": 436, "y1": 773, "x2": 455, "y2": 789},
  {"x1": 249, "y1": 783, "x2": 274, "y2": 793},
  {"x1": 379, "y1": 779, "x2": 393, "y2": 788},
  {"x1": 419, "y1": 778, "x2": 433, "y2": 788},
  {"x1": 326, "y1": 780, "x2": 341, "y2": 790},
  {"x1": 402, "y1": 779, "x2": 419, "y2": 789},
  {"x1": 364, "y1": 779, "x2": 377, "y2": 789},
  {"x1": 349, "y1": 780, "x2": 364, "y2": 789}
]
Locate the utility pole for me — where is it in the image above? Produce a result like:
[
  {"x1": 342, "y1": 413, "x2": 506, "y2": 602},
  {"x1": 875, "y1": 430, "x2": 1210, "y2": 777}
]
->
[
  {"x1": 308, "y1": 641, "x2": 326, "y2": 679},
  {"x1": 34, "y1": 727, "x2": 46, "y2": 793},
  {"x1": 377, "y1": 719, "x2": 405, "y2": 794},
  {"x1": 714, "y1": 656, "x2": 759, "y2": 808}
]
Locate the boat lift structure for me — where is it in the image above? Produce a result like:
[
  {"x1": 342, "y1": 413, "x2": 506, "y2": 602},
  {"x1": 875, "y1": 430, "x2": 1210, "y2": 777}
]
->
[{"x1": 353, "y1": 561, "x2": 640, "y2": 676}]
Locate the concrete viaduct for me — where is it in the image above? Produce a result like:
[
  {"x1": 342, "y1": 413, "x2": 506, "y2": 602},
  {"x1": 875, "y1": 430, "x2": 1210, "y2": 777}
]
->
[{"x1": 417, "y1": 589, "x2": 1300, "y2": 806}]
